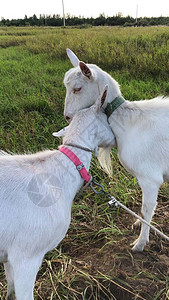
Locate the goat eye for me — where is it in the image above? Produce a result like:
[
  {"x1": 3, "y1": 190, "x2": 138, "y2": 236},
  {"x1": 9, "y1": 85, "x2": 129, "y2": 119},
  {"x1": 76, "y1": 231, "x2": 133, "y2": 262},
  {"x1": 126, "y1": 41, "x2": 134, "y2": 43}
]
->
[{"x1": 73, "y1": 87, "x2": 82, "y2": 94}]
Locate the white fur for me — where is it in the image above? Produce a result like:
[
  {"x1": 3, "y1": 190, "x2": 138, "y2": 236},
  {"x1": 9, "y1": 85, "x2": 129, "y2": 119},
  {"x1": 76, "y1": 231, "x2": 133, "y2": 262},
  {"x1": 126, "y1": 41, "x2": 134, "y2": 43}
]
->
[
  {"x1": 64, "y1": 49, "x2": 169, "y2": 252},
  {"x1": 0, "y1": 92, "x2": 114, "y2": 300}
]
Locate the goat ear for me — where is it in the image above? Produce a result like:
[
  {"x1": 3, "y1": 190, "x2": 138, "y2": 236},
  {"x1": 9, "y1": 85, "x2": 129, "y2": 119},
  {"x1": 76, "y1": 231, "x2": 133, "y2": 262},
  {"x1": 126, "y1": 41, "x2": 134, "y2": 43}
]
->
[
  {"x1": 53, "y1": 126, "x2": 69, "y2": 138},
  {"x1": 66, "y1": 48, "x2": 80, "y2": 67},
  {"x1": 94, "y1": 85, "x2": 108, "y2": 112},
  {"x1": 79, "y1": 61, "x2": 92, "y2": 79},
  {"x1": 100, "y1": 85, "x2": 108, "y2": 108}
]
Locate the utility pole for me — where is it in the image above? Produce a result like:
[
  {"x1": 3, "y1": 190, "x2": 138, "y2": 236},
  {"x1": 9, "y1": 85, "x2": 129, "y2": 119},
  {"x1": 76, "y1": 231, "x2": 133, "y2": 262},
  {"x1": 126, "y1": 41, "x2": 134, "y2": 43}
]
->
[
  {"x1": 62, "y1": 0, "x2": 65, "y2": 27},
  {"x1": 136, "y1": 4, "x2": 138, "y2": 26}
]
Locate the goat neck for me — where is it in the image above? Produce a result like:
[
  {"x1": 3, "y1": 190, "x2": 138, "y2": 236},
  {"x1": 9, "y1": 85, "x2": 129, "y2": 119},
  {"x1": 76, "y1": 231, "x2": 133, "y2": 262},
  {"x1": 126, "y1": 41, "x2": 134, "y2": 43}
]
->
[{"x1": 97, "y1": 69, "x2": 122, "y2": 107}]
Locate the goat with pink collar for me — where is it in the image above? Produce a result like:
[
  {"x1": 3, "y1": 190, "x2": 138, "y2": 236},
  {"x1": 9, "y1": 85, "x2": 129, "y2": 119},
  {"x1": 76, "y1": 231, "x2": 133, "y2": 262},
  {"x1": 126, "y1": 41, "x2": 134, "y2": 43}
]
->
[
  {"x1": 64, "y1": 49, "x2": 169, "y2": 252},
  {"x1": 0, "y1": 88, "x2": 114, "y2": 300}
]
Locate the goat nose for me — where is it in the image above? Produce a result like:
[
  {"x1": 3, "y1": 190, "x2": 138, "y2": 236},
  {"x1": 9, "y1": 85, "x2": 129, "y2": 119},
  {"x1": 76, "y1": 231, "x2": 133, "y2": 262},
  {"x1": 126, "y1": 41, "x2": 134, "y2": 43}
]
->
[{"x1": 65, "y1": 116, "x2": 71, "y2": 123}]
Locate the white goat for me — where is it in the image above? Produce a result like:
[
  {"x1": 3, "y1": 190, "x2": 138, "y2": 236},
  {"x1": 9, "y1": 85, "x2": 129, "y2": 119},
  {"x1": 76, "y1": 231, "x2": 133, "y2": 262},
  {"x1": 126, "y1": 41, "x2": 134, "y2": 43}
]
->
[
  {"x1": 64, "y1": 48, "x2": 169, "y2": 252},
  {"x1": 0, "y1": 89, "x2": 115, "y2": 300}
]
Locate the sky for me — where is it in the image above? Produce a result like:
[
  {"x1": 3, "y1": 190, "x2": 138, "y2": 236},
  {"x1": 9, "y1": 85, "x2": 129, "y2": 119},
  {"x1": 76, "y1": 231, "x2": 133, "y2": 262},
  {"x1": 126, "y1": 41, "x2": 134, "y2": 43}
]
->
[{"x1": 1, "y1": 0, "x2": 169, "y2": 20}]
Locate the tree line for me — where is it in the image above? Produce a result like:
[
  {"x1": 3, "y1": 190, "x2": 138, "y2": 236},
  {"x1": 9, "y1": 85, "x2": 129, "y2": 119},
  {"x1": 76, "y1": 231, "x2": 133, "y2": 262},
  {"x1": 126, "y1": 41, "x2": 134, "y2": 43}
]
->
[{"x1": 0, "y1": 13, "x2": 169, "y2": 27}]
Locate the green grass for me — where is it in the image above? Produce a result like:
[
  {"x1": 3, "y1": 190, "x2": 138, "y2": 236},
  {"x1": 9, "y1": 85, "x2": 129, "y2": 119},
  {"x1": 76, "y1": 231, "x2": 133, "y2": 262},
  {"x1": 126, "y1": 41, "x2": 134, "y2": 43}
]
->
[
  {"x1": 0, "y1": 47, "x2": 68, "y2": 152},
  {"x1": 0, "y1": 26, "x2": 169, "y2": 300}
]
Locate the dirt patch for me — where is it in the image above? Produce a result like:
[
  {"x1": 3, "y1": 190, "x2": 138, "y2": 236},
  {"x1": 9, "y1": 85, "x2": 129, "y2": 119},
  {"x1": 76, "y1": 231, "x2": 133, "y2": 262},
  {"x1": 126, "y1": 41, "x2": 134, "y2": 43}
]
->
[{"x1": 69, "y1": 235, "x2": 169, "y2": 299}]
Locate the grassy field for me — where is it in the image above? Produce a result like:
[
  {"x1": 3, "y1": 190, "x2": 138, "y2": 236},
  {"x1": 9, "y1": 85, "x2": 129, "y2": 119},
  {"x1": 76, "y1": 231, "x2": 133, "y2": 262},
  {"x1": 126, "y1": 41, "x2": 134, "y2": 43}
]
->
[{"x1": 0, "y1": 26, "x2": 169, "y2": 300}]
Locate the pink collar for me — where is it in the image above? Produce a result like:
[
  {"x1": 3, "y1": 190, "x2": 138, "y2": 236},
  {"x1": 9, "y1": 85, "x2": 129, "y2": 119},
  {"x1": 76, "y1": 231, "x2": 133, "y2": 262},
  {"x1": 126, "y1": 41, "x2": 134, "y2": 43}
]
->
[{"x1": 59, "y1": 146, "x2": 91, "y2": 183}]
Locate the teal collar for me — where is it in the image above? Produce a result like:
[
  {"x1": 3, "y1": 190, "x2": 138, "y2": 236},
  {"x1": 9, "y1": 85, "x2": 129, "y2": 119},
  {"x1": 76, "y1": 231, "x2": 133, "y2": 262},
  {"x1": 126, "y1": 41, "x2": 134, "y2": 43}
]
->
[{"x1": 104, "y1": 96, "x2": 125, "y2": 118}]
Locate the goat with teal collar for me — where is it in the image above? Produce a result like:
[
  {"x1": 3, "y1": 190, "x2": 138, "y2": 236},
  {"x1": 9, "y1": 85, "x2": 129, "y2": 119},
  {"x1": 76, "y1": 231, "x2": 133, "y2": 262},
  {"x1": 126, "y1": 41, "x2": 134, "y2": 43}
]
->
[{"x1": 64, "y1": 48, "x2": 169, "y2": 252}]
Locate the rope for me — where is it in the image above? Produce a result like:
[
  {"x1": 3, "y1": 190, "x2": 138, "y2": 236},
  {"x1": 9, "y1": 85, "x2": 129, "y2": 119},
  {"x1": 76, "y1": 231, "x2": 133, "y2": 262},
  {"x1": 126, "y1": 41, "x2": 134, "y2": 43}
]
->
[
  {"x1": 76, "y1": 176, "x2": 169, "y2": 242},
  {"x1": 108, "y1": 196, "x2": 169, "y2": 242}
]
